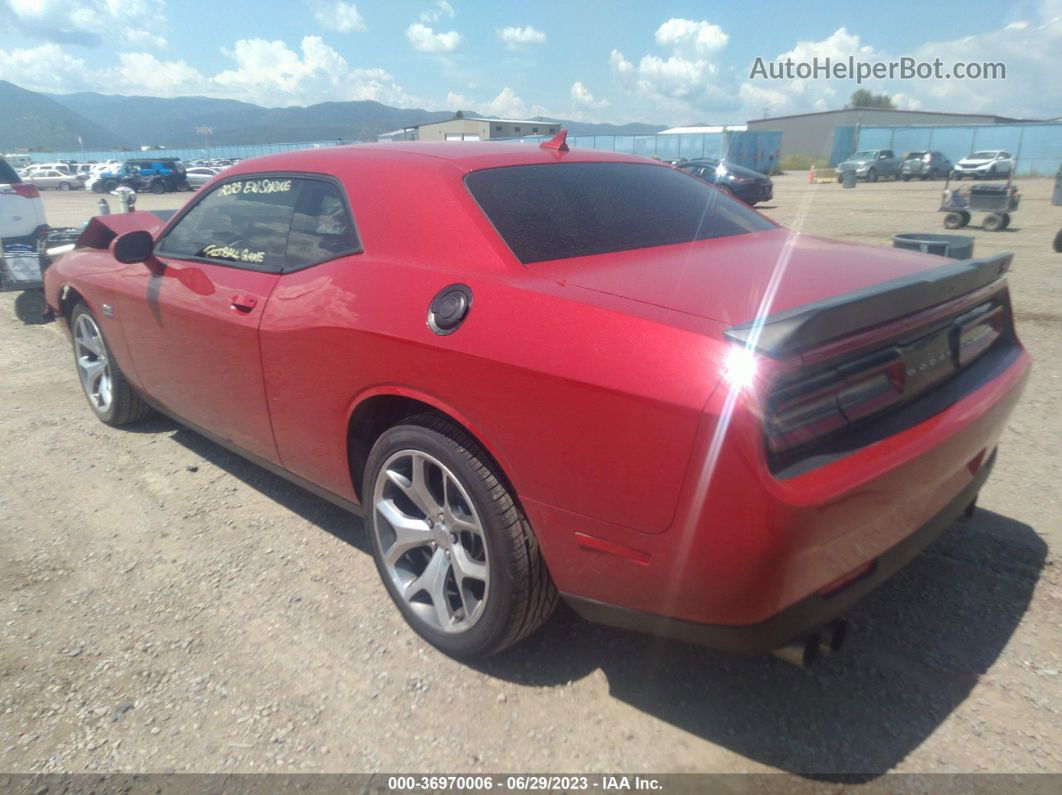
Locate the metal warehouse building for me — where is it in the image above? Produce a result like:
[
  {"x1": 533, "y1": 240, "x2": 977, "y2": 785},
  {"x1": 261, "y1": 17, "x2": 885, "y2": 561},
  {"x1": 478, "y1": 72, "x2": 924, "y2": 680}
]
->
[
  {"x1": 379, "y1": 114, "x2": 559, "y2": 142},
  {"x1": 747, "y1": 108, "x2": 1024, "y2": 159}
]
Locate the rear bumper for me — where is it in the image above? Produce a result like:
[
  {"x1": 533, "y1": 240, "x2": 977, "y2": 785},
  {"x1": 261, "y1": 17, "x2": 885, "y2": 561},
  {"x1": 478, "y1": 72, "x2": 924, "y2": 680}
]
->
[{"x1": 563, "y1": 449, "x2": 992, "y2": 653}]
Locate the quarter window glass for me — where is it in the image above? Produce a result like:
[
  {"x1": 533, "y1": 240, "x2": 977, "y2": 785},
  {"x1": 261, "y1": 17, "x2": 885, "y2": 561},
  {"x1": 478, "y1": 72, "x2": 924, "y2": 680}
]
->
[
  {"x1": 157, "y1": 176, "x2": 300, "y2": 272},
  {"x1": 285, "y1": 180, "x2": 359, "y2": 268}
]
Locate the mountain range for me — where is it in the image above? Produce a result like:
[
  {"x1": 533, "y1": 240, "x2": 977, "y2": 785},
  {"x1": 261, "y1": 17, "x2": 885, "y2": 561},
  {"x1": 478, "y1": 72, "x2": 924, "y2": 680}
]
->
[{"x1": 0, "y1": 80, "x2": 666, "y2": 152}]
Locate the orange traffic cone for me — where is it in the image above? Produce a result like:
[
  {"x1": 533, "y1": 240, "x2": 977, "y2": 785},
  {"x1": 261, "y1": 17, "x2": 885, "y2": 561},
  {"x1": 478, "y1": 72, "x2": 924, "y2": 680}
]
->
[{"x1": 809, "y1": 165, "x2": 816, "y2": 183}]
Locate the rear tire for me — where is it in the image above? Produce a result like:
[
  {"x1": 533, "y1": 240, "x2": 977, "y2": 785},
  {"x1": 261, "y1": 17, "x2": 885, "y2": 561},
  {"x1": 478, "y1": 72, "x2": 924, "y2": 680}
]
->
[
  {"x1": 984, "y1": 213, "x2": 1005, "y2": 232},
  {"x1": 1000, "y1": 213, "x2": 1011, "y2": 230},
  {"x1": 363, "y1": 414, "x2": 558, "y2": 657},
  {"x1": 69, "y1": 303, "x2": 154, "y2": 426},
  {"x1": 150, "y1": 179, "x2": 166, "y2": 194},
  {"x1": 59, "y1": 181, "x2": 72, "y2": 191},
  {"x1": 102, "y1": 179, "x2": 119, "y2": 192},
  {"x1": 1054, "y1": 228, "x2": 1062, "y2": 253},
  {"x1": 944, "y1": 212, "x2": 965, "y2": 230}
]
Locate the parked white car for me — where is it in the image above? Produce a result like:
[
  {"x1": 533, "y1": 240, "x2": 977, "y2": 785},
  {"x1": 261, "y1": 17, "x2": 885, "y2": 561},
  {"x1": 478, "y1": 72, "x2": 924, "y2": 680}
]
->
[
  {"x1": 1, "y1": 157, "x2": 47, "y2": 246},
  {"x1": 25, "y1": 168, "x2": 83, "y2": 191},
  {"x1": 952, "y1": 150, "x2": 1014, "y2": 180}
]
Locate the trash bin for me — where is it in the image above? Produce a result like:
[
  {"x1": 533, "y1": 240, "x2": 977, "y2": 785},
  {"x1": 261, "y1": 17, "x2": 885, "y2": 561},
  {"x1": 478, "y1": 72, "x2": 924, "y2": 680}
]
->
[
  {"x1": 842, "y1": 168, "x2": 857, "y2": 189},
  {"x1": 1053, "y1": 164, "x2": 1062, "y2": 207},
  {"x1": 892, "y1": 233, "x2": 975, "y2": 259}
]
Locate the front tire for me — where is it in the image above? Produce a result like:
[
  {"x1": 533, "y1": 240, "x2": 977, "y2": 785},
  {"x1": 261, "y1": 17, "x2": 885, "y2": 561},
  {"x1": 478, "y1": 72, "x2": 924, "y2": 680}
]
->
[
  {"x1": 69, "y1": 304, "x2": 154, "y2": 426},
  {"x1": 866, "y1": 168, "x2": 877, "y2": 183},
  {"x1": 364, "y1": 415, "x2": 558, "y2": 657},
  {"x1": 1054, "y1": 228, "x2": 1062, "y2": 253}
]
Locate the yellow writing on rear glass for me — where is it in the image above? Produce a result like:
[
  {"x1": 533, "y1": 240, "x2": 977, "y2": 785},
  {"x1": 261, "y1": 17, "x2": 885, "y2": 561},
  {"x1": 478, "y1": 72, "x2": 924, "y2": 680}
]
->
[
  {"x1": 218, "y1": 178, "x2": 293, "y2": 197},
  {"x1": 201, "y1": 244, "x2": 267, "y2": 264}
]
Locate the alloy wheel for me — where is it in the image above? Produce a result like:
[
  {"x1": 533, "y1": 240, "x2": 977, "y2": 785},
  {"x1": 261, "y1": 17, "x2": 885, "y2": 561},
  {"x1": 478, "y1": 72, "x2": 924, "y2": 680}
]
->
[
  {"x1": 74, "y1": 313, "x2": 113, "y2": 412},
  {"x1": 372, "y1": 449, "x2": 490, "y2": 634}
]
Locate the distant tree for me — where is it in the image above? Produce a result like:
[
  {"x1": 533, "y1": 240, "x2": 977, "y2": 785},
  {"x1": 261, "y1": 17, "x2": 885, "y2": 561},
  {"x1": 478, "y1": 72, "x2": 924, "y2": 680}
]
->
[{"x1": 850, "y1": 89, "x2": 895, "y2": 109}]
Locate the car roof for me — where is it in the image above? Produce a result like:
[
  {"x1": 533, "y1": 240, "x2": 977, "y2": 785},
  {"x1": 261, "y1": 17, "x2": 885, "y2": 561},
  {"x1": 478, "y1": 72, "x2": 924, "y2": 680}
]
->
[{"x1": 221, "y1": 141, "x2": 658, "y2": 177}]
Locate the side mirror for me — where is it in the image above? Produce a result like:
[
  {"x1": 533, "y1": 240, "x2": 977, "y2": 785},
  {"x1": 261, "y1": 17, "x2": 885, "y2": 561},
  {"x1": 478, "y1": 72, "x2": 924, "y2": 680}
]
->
[{"x1": 112, "y1": 230, "x2": 155, "y2": 264}]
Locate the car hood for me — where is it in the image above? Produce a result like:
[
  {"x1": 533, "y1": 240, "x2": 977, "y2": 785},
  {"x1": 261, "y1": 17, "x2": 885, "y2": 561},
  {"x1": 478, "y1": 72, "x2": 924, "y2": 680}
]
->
[
  {"x1": 958, "y1": 158, "x2": 993, "y2": 166},
  {"x1": 534, "y1": 227, "x2": 953, "y2": 328}
]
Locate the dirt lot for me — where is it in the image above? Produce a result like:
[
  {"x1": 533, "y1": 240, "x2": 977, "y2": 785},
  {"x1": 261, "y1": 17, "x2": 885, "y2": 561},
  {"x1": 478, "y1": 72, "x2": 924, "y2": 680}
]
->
[{"x1": 1, "y1": 176, "x2": 1060, "y2": 777}]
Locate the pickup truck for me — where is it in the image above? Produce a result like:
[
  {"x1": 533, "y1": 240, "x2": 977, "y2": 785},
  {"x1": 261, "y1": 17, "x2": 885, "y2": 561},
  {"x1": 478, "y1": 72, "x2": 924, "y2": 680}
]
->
[{"x1": 836, "y1": 149, "x2": 903, "y2": 182}]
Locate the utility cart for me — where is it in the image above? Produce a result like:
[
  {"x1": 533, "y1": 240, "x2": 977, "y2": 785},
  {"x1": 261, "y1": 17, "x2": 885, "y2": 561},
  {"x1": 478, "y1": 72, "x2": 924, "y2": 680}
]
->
[
  {"x1": 0, "y1": 239, "x2": 47, "y2": 324},
  {"x1": 940, "y1": 171, "x2": 1020, "y2": 232}
]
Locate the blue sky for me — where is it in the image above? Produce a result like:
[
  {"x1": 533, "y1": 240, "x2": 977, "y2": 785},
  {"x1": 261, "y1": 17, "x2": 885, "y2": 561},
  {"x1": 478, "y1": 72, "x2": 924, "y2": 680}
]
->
[{"x1": 1, "y1": 1, "x2": 1059, "y2": 123}]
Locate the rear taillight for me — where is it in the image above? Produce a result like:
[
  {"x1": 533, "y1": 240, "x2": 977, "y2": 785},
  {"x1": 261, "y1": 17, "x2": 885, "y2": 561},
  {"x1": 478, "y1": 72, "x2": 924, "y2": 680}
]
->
[
  {"x1": 766, "y1": 349, "x2": 906, "y2": 453},
  {"x1": 12, "y1": 183, "x2": 40, "y2": 199},
  {"x1": 954, "y1": 303, "x2": 1003, "y2": 367}
]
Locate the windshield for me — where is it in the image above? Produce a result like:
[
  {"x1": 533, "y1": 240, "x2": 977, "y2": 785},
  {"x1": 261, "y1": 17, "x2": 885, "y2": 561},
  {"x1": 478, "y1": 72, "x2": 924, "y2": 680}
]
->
[
  {"x1": 905, "y1": 152, "x2": 926, "y2": 160},
  {"x1": 969, "y1": 151, "x2": 999, "y2": 159},
  {"x1": 850, "y1": 151, "x2": 877, "y2": 160},
  {"x1": 465, "y1": 162, "x2": 774, "y2": 265}
]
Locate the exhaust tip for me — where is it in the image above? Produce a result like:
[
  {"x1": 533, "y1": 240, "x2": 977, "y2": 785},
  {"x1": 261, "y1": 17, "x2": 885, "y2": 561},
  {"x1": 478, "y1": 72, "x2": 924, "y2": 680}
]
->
[
  {"x1": 771, "y1": 633, "x2": 821, "y2": 668},
  {"x1": 818, "y1": 620, "x2": 848, "y2": 655}
]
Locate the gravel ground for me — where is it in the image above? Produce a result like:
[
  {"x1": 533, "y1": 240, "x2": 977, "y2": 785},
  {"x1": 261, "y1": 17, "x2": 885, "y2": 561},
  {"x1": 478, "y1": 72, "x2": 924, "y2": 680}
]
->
[{"x1": 0, "y1": 175, "x2": 1059, "y2": 777}]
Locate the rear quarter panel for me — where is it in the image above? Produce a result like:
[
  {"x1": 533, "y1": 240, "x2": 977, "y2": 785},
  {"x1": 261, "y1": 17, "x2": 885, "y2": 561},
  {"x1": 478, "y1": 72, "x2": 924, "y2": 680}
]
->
[{"x1": 258, "y1": 155, "x2": 724, "y2": 533}]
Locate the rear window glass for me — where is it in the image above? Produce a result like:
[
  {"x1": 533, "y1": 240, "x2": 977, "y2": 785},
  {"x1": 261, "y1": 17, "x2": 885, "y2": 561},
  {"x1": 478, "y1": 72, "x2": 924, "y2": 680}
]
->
[
  {"x1": 0, "y1": 159, "x2": 20, "y2": 184},
  {"x1": 465, "y1": 162, "x2": 773, "y2": 265}
]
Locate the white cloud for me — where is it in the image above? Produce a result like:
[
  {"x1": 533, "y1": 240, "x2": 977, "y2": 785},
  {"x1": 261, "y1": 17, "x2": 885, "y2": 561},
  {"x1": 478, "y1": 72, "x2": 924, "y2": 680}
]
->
[
  {"x1": 0, "y1": 43, "x2": 93, "y2": 92},
  {"x1": 654, "y1": 18, "x2": 728, "y2": 54},
  {"x1": 736, "y1": 4, "x2": 1062, "y2": 121},
  {"x1": 570, "y1": 81, "x2": 608, "y2": 109},
  {"x1": 419, "y1": 1, "x2": 455, "y2": 23},
  {"x1": 211, "y1": 35, "x2": 415, "y2": 106},
  {"x1": 446, "y1": 87, "x2": 551, "y2": 120},
  {"x1": 0, "y1": 35, "x2": 415, "y2": 108},
  {"x1": 4, "y1": 0, "x2": 168, "y2": 48},
  {"x1": 609, "y1": 18, "x2": 738, "y2": 117},
  {"x1": 406, "y1": 22, "x2": 461, "y2": 52},
  {"x1": 309, "y1": 1, "x2": 366, "y2": 33},
  {"x1": 498, "y1": 25, "x2": 546, "y2": 50},
  {"x1": 737, "y1": 27, "x2": 875, "y2": 118},
  {"x1": 105, "y1": 52, "x2": 208, "y2": 96}
]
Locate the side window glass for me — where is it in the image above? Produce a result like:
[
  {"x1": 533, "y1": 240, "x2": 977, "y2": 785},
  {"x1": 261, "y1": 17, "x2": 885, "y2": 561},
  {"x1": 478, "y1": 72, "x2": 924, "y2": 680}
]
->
[
  {"x1": 285, "y1": 179, "x2": 360, "y2": 269},
  {"x1": 157, "y1": 176, "x2": 299, "y2": 272}
]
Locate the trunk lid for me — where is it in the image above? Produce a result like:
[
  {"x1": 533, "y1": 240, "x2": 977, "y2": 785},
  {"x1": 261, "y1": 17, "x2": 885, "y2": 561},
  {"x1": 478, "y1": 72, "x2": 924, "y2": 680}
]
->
[{"x1": 537, "y1": 228, "x2": 965, "y2": 330}]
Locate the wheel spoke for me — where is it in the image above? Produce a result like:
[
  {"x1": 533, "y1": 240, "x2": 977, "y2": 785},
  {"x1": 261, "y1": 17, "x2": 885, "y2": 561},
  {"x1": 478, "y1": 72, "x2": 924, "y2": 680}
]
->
[
  {"x1": 409, "y1": 455, "x2": 442, "y2": 516},
  {"x1": 376, "y1": 499, "x2": 433, "y2": 565},
  {"x1": 385, "y1": 455, "x2": 442, "y2": 518},
  {"x1": 404, "y1": 547, "x2": 454, "y2": 628},
  {"x1": 451, "y1": 544, "x2": 487, "y2": 584},
  {"x1": 78, "y1": 357, "x2": 104, "y2": 384}
]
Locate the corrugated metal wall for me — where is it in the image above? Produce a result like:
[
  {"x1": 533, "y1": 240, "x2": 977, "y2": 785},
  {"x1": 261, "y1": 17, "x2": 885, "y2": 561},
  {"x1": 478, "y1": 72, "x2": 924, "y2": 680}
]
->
[
  {"x1": 499, "y1": 131, "x2": 783, "y2": 174},
  {"x1": 829, "y1": 123, "x2": 1062, "y2": 175}
]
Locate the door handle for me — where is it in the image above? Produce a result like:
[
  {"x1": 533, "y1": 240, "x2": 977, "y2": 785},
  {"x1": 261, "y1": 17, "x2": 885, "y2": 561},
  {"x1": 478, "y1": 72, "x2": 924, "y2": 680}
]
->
[{"x1": 230, "y1": 294, "x2": 258, "y2": 313}]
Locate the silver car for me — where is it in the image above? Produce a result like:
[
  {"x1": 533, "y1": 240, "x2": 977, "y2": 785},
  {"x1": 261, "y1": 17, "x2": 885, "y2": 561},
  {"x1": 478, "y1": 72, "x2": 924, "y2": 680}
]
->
[
  {"x1": 26, "y1": 168, "x2": 83, "y2": 191},
  {"x1": 185, "y1": 167, "x2": 220, "y2": 190}
]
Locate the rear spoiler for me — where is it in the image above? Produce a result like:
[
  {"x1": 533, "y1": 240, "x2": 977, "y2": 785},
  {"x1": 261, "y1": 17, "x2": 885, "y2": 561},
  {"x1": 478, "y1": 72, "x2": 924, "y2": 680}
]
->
[{"x1": 725, "y1": 252, "x2": 1012, "y2": 358}]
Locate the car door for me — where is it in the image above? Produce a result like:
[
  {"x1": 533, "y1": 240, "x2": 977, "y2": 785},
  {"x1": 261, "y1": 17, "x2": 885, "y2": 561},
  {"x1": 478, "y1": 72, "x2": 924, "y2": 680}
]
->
[{"x1": 114, "y1": 173, "x2": 301, "y2": 463}]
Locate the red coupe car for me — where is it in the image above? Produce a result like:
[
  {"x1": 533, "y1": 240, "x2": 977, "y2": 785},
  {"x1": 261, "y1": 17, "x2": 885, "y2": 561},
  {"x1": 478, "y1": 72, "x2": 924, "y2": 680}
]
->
[{"x1": 43, "y1": 134, "x2": 1030, "y2": 665}]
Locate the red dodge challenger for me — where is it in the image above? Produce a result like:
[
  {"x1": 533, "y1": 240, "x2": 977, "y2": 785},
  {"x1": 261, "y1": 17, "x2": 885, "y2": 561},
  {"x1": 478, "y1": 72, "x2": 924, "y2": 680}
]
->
[{"x1": 43, "y1": 134, "x2": 1030, "y2": 665}]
